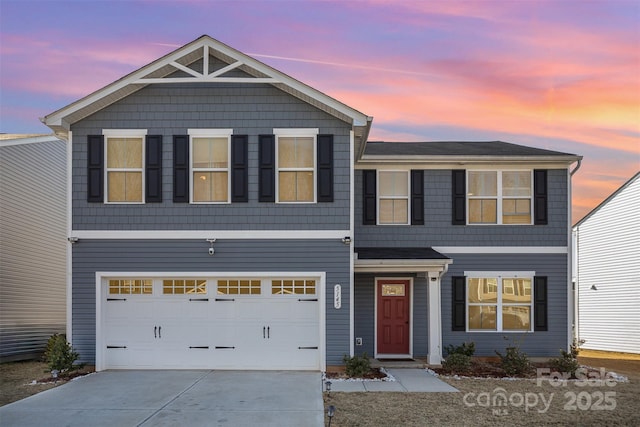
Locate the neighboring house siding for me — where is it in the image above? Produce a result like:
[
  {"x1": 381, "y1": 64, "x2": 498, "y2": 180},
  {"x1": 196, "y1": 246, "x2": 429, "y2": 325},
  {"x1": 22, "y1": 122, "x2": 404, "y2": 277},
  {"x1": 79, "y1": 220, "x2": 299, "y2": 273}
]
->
[
  {"x1": 354, "y1": 169, "x2": 569, "y2": 247},
  {"x1": 71, "y1": 239, "x2": 350, "y2": 365},
  {"x1": 70, "y1": 83, "x2": 352, "y2": 231},
  {"x1": 575, "y1": 175, "x2": 639, "y2": 354},
  {"x1": 0, "y1": 138, "x2": 66, "y2": 361},
  {"x1": 354, "y1": 273, "x2": 428, "y2": 358},
  {"x1": 441, "y1": 253, "x2": 568, "y2": 357}
]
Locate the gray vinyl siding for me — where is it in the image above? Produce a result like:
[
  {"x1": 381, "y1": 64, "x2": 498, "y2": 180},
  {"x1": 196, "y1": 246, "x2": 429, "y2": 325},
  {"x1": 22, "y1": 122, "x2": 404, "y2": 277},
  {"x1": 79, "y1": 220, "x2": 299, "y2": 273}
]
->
[
  {"x1": 354, "y1": 169, "x2": 569, "y2": 246},
  {"x1": 71, "y1": 239, "x2": 350, "y2": 365},
  {"x1": 0, "y1": 138, "x2": 66, "y2": 361},
  {"x1": 441, "y1": 253, "x2": 568, "y2": 357},
  {"x1": 70, "y1": 83, "x2": 352, "y2": 230},
  {"x1": 354, "y1": 273, "x2": 428, "y2": 358}
]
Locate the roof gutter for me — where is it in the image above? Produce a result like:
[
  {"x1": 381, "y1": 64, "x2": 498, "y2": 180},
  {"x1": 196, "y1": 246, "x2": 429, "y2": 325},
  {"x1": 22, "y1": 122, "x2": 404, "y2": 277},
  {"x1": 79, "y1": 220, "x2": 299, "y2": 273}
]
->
[{"x1": 570, "y1": 158, "x2": 582, "y2": 176}]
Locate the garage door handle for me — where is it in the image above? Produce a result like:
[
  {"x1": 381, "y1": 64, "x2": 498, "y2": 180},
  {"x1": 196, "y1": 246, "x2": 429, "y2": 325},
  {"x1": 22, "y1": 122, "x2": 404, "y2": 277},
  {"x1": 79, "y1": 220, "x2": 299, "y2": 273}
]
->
[
  {"x1": 267, "y1": 326, "x2": 270, "y2": 339},
  {"x1": 189, "y1": 346, "x2": 209, "y2": 349},
  {"x1": 154, "y1": 326, "x2": 157, "y2": 338},
  {"x1": 263, "y1": 326, "x2": 266, "y2": 339},
  {"x1": 107, "y1": 298, "x2": 127, "y2": 301},
  {"x1": 107, "y1": 345, "x2": 127, "y2": 349},
  {"x1": 298, "y1": 346, "x2": 318, "y2": 350},
  {"x1": 215, "y1": 298, "x2": 235, "y2": 302},
  {"x1": 215, "y1": 346, "x2": 235, "y2": 349},
  {"x1": 189, "y1": 298, "x2": 209, "y2": 301},
  {"x1": 158, "y1": 326, "x2": 161, "y2": 338},
  {"x1": 298, "y1": 298, "x2": 318, "y2": 301}
]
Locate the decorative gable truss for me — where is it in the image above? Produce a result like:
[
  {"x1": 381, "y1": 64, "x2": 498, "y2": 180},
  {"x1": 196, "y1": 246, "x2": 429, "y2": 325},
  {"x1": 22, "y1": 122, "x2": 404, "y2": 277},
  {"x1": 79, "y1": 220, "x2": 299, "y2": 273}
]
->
[{"x1": 43, "y1": 35, "x2": 372, "y2": 148}]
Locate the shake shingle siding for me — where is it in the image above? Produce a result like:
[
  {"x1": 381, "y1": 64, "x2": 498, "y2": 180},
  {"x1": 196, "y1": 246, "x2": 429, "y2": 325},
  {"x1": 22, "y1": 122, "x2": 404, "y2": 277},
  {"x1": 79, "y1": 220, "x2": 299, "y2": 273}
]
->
[
  {"x1": 441, "y1": 253, "x2": 568, "y2": 356},
  {"x1": 71, "y1": 83, "x2": 352, "y2": 230},
  {"x1": 72, "y1": 239, "x2": 350, "y2": 365},
  {"x1": 355, "y1": 169, "x2": 569, "y2": 246}
]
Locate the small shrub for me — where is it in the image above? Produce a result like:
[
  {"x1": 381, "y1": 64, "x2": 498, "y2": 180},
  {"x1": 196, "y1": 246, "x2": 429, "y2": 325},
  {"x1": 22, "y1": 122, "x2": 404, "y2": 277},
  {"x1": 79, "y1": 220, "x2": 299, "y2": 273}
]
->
[
  {"x1": 43, "y1": 334, "x2": 79, "y2": 374},
  {"x1": 550, "y1": 339, "x2": 582, "y2": 378},
  {"x1": 343, "y1": 353, "x2": 371, "y2": 377},
  {"x1": 443, "y1": 352, "x2": 472, "y2": 371},
  {"x1": 444, "y1": 341, "x2": 476, "y2": 357},
  {"x1": 495, "y1": 337, "x2": 532, "y2": 376}
]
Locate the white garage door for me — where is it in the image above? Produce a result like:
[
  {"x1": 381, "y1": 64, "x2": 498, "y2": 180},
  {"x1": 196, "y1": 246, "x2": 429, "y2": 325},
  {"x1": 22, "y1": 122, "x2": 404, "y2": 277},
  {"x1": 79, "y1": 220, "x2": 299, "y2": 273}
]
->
[{"x1": 101, "y1": 276, "x2": 321, "y2": 370}]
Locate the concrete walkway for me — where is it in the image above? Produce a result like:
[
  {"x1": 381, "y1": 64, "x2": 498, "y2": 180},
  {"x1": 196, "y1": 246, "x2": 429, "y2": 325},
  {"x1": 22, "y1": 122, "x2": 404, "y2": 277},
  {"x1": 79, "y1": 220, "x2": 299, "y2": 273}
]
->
[
  {"x1": 0, "y1": 370, "x2": 323, "y2": 427},
  {"x1": 327, "y1": 368, "x2": 459, "y2": 392}
]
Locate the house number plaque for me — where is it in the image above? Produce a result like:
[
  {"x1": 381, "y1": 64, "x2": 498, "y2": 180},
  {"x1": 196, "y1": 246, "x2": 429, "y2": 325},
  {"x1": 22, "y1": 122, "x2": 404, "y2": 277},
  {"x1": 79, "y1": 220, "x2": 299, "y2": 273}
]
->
[{"x1": 334, "y1": 284, "x2": 341, "y2": 309}]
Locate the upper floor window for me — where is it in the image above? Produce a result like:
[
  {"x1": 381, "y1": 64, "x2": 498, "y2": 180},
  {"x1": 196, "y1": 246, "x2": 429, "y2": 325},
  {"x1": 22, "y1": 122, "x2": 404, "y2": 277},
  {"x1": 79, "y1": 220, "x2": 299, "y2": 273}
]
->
[
  {"x1": 104, "y1": 129, "x2": 146, "y2": 203},
  {"x1": 466, "y1": 273, "x2": 533, "y2": 332},
  {"x1": 467, "y1": 170, "x2": 532, "y2": 225},
  {"x1": 378, "y1": 170, "x2": 409, "y2": 225},
  {"x1": 189, "y1": 129, "x2": 231, "y2": 203},
  {"x1": 275, "y1": 129, "x2": 317, "y2": 203}
]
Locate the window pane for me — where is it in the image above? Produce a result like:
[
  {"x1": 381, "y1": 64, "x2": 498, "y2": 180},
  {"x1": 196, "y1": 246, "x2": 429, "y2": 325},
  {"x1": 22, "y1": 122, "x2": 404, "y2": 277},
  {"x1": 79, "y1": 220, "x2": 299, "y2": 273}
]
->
[
  {"x1": 503, "y1": 199, "x2": 531, "y2": 224},
  {"x1": 193, "y1": 172, "x2": 228, "y2": 202},
  {"x1": 379, "y1": 171, "x2": 408, "y2": 196},
  {"x1": 468, "y1": 306, "x2": 496, "y2": 330},
  {"x1": 107, "y1": 138, "x2": 142, "y2": 168},
  {"x1": 468, "y1": 278, "x2": 498, "y2": 303},
  {"x1": 503, "y1": 171, "x2": 531, "y2": 197},
  {"x1": 503, "y1": 306, "x2": 531, "y2": 330},
  {"x1": 381, "y1": 284, "x2": 405, "y2": 296},
  {"x1": 379, "y1": 199, "x2": 408, "y2": 224},
  {"x1": 502, "y1": 278, "x2": 532, "y2": 303},
  {"x1": 468, "y1": 171, "x2": 497, "y2": 196},
  {"x1": 108, "y1": 172, "x2": 142, "y2": 202},
  {"x1": 279, "y1": 171, "x2": 313, "y2": 202},
  {"x1": 469, "y1": 199, "x2": 497, "y2": 223},
  {"x1": 279, "y1": 137, "x2": 313, "y2": 168},
  {"x1": 193, "y1": 137, "x2": 228, "y2": 168}
]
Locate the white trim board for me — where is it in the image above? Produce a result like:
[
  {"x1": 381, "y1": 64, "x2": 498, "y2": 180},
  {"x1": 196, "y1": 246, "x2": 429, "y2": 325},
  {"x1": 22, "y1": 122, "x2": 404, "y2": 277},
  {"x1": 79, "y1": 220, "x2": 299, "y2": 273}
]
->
[
  {"x1": 71, "y1": 230, "x2": 351, "y2": 240},
  {"x1": 433, "y1": 246, "x2": 568, "y2": 254}
]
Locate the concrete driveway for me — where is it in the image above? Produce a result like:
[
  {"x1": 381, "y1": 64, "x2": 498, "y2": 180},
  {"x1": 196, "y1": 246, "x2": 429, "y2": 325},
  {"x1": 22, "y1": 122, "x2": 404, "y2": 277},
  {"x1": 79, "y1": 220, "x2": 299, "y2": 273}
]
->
[{"x1": 0, "y1": 370, "x2": 323, "y2": 427}]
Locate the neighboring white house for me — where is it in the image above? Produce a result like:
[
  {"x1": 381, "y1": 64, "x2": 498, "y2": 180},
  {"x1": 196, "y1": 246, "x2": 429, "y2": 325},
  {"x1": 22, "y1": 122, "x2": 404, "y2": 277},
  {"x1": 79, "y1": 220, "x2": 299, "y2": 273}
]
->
[
  {"x1": 0, "y1": 134, "x2": 67, "y2": 361},
  {"x1": 573, "y1": 172, "x2": 640, "y2": 354}
]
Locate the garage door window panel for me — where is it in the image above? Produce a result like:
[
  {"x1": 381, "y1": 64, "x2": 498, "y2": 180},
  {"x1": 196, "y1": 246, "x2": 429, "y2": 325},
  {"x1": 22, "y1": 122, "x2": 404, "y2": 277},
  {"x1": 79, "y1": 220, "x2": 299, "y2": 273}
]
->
[
  {"x1": 163, "y1": 279, "x2": 207, "y2": 295},
  {"x1": 109, "y1": 279, "x2": 152, "y2": 295},
  {"x1": 217, "y1": 279, "x2": 261, "y2": 295},
  {"x1": 272, "y1": 279, "x2": 316, "y2": 295}
]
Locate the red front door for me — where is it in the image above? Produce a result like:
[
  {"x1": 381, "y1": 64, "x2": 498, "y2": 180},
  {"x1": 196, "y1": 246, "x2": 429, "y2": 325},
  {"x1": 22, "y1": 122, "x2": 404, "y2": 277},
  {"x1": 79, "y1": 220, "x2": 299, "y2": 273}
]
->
[{"x1": 376, "y1": 280, "x2": 410, "y2": 355}]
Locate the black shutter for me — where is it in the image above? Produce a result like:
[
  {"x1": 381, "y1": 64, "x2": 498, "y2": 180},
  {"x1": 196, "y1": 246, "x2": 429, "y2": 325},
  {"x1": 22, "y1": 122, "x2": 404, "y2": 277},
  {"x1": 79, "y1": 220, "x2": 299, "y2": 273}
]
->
[
  {"x1": 231, "y1": 135, "x2": 248, "y2": 202},
  {"x1": 411, "y1": 170, "x2": 424, "y2": 225},
  {"x1": 534, "y1": 276, "x2": 548, "y2": 331},
  {"x1": 362, "y1": 170, "x2": 376, "y2": 225},
  {"x1": 145, "y1": 135, "x2": 163, "y2": 203},
  {"x1": 87, "y1": 135, "x2": 104, "y2": 202},
  {"x1": 317, "y1": 134, "x2": 334, "y2": 202},
  {"x1": 452, "y1": 170, "x2": 466, "y2": 225},
  {"x1": 258, "y1": 135, "x2": 275, "y2": 202},
  {"x1": 452, "y1": 276, "x2": 466, "y2": 331},
  {"x1": 173, "y1": 135, "x2": 189, "y2": 203},
  {"x1": 534, "y1": 169, "x2": 548, "y2": 225}
]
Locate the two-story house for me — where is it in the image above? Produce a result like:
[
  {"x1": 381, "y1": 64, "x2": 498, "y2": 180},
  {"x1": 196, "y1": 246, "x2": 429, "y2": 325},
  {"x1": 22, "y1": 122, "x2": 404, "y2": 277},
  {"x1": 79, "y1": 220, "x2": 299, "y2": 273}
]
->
[{"x1": 43, "y1": 35, "x2": 581, "y2": 371}]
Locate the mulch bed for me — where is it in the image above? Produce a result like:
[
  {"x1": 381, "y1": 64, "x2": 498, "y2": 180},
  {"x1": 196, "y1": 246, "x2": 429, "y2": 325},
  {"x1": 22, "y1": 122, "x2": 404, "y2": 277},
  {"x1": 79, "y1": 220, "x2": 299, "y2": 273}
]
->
[{"x1": 325, "y1": 367, "x2": 388, "y2": 380}]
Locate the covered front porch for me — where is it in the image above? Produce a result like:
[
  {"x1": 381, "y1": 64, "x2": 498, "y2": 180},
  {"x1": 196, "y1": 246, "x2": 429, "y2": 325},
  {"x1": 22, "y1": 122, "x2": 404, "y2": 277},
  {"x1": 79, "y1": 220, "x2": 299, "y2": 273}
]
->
[{"x1": 353, "y1": 248, "x2": 452, "y2": 365}]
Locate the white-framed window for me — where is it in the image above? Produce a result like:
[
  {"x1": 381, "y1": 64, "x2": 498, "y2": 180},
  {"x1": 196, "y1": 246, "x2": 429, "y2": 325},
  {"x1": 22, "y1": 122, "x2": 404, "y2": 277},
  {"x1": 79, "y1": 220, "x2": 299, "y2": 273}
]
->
[
  {"x1": 466, "y1": 272, "x2": 534, "y2": 332},
  {"x1": 275, "y1": 128, "x2": 317, "y2": 203},
  {"x1": 104, "y1": 129, "x2": 147, "y2": 203},
  {"x1": 189, "y1": 129, "x2": 232, "y2": 203},
  {"x1": 378, "y1": 170, "x2": 410, "y2": 225},
  {"x1": 467, "y1": 170, "x2": 532, "y2": 225}
]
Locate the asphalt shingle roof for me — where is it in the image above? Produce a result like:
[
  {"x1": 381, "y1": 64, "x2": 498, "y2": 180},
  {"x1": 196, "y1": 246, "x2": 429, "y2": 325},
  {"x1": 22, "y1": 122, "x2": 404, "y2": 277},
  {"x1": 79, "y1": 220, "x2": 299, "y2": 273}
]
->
[
  {"x1": 356, "y1": 247, "x2": 449, "y2": 260},
  {"x1": 363, "y1": 140, "x2": 577, "y2": 157}
]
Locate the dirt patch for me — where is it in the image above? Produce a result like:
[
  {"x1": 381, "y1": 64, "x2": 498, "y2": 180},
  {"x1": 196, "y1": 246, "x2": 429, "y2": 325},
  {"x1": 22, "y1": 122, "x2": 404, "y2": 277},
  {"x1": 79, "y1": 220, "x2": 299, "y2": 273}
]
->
[
  {"x1": 326, "y1": 367, "x2": 388, "y2": 380},
  {"x1": 324, "y1": 375, "x2": 640, "y2": 426},
  {"x1": 0, "y1": 361, "x2": 94, "y2": 407}
]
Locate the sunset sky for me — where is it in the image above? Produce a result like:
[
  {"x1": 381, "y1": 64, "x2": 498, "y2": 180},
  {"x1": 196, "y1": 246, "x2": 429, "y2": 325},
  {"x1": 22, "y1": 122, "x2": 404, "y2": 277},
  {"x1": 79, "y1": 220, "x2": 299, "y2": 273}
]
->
[{"x1": 1, "y1": 0, "x2": 638, "y2": 223}]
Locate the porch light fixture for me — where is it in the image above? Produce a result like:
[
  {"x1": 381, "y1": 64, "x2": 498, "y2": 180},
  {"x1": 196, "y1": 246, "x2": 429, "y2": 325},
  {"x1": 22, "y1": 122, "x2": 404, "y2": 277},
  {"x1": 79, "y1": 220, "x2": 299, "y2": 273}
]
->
[
  {"x1": 590, "y1": 285, "x2": 598, "y2": 291},
  {"x1": 341, "y1": 236, "x2": 352, "y2": 245},
  {"x1": 68, "y1": 237, "x2": 79, "y2": 244},
  {"x1": 327, "y1": 405, "x2": 336, "y2": 426}
]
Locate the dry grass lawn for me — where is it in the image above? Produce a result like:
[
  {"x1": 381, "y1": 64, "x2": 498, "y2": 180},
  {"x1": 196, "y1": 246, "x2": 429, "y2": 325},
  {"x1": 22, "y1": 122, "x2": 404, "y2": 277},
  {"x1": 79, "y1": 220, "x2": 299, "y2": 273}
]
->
[{"x1": 324, "y1": 353, "x2": 640, "y2": 426}]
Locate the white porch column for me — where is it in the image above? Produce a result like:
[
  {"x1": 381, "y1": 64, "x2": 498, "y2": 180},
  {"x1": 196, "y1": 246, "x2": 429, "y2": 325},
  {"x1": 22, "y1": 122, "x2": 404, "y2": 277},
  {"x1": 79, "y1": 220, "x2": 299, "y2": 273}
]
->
[{"x1": 427, "y1": 271, "x2": 443, "y2": 365}]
